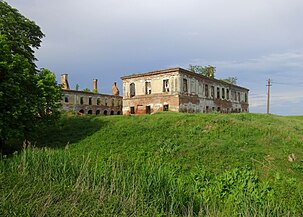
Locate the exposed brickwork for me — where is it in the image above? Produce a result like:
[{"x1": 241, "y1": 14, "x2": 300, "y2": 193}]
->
[
  {"x1": 121, "y1": 67, "x2": 249, "y2": 115},
  {"x1": 60, "y1": 75, "x2": 122, "y2": 115}
]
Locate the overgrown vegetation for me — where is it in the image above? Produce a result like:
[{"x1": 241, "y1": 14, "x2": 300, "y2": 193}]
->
[
  {"x1": 0, "y1": 1, "x2": 62, "y2": 153},
  {"x1": 1, "y1": 113, "x2": 303, "y2": 216}
]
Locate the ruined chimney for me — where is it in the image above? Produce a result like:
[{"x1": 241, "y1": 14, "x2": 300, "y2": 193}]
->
[
  {"x1": 93, "y1": 79, "x2": 98, "y2": 93},
  {"x1": 112, "y1": 82, "x2": 119, "y2": 96},
  {"x1": 61, "y1": 74, "x2": 70, "y2": 90}
]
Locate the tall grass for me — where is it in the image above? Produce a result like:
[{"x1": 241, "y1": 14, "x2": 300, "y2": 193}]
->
[{"x1": 1, "y1": 147, "x2": 302, "y2": 216}]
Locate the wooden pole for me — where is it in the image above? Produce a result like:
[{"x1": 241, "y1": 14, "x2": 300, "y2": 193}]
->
[{"x1": 266, "y1": 79, "x2": 271, "y2": 114}]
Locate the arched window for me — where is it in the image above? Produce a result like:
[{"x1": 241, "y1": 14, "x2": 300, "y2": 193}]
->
[
  {"x1": 88, "y1": 110, "x2": 92, "y2": 115},
  {"x1": 103, "y1": 110, "x2": 108, "y2": 115},
  {"x1": 130, "y1": 83, "x2": 135, "y2": 97},
  {"x1": 79, "y1": 109, "x2": 84, "y2": 114},
  {"x1": 97, "y1": 98, "x2": 101, "y2": 105},
  {"x1": 117, "y1": 111, "x2": 121, "y2": 115},
  {"x1": 110, "y1": 110, "x2": 114, "y2": 115},
  {"x1": 96, "y1": 110, "x2": 100, "y2": 115}
]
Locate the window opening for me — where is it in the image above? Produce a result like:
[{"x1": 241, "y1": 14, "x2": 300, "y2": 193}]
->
[
  {"x1": 183, "y1": 79, "x2": 188, "y2": 92},
  {"x1": 130, "y1": 83, "x2": 135, "y2": 97},
  {"x1": 130, "y1": 106, "x2": 135, "y2": 114},
  {"x1": 145, "y1": 81, "x2": 151, "y2": 94},
  {"x1": 205, "y1": 84, "x2": 209, "y2": 97},
  {"x1": 163, "y1": 79, "x2": 169, "y2": 92},
  {"x1": 217, "y1": 87, "x2": 220, "y2": 99},
  {"x1": 211, "y1": 86, "x2": 214, "y2": 98},
  {"x1": 146, "y1": 106, "x2": 151, "y2": 114},
  {"x1": 163, "y1": 104, "x2": 169, "y2": 111}
]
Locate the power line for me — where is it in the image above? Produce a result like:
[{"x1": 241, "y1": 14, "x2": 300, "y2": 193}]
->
[{"x1": 271, "y1": 81, "x2": 303, "y2": 86}]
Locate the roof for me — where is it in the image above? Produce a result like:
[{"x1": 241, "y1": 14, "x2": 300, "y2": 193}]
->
[{"x1": 120, "y1": 67, "x2": 249, "y2": 91}]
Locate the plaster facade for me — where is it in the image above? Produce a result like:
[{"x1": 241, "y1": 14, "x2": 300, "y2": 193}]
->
[{"x1": 121, "y1": 67, "x2": 249, "y2": 115}]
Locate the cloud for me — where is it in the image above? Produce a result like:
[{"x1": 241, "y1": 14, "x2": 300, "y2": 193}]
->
[{"x1": 6, "y1": 0, "x2": 303, "y2": 115}]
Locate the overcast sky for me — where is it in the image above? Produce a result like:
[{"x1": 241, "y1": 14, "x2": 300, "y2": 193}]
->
[{"x1": 6, "y1": 0, "x2": 303, "y2": 115}]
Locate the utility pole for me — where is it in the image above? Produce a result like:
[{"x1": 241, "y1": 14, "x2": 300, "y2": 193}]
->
[{"x1": 266, "y1": 79, "x2": 272, "y2": 114}]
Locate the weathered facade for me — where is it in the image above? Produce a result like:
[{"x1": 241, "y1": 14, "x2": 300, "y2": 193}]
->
[
  {"x1": 121, "y1": 67, "x2": 249, "y2": 115},
  {"x1": 60, "y1": 74, "x2": 122, "y2": 115}
]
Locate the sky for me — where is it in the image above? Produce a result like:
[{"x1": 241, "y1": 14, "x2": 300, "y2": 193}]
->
[{"x1": 6, "y1": 0, "x2": 303, "y2": 115}]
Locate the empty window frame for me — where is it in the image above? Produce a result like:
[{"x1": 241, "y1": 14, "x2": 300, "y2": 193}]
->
[
  {"x1": 205, "y1": 84, "x2": 209, "y2": 97},
  {"x1": 105, "y1": 98, "x2": 108, "y2": 106},
  {"x1": 146, "y1": 105, "x2": 151, "y2": 114},
  {"x1": 89, "y1": 97, "x2": 92, "y2": 105},
  {"x1": 211, "y1": 86, "x2": 215, "y2": 98},
  {"x1": 244, "y1": 93, "x2": 248, "y2": 103},
  {"x1": 112, "y1": 99, "x2": 115, "y2": 107},
  {"x1": 145, "y1": 81, "x2": 152, "y2": 94},
  {"x1": 64, "y1": 96, "x2": 69, "y2": 103},
  {"x1": 130, "y1": 106, "x2": 135, "y2": 114},
  {"x1": 232, "y1": 90, "x2": 236, "y2": 101},
  {"x1": 163, "y1": 79, "x2": 169, "y2": 92},
  {"x1": 80, "y1": 97, "x2": 84, "y2": 105},
  {"x1": 217, "y1": 87, "x2": 220, "y2": 99},
  {"x1": 183, "y1": 79, "x2": 188, "y2": 92},
  {"x1": 238, "y1": 92, "x2": 241, "y2": 101},
  {"x1": 97, "y1": 98, "x2": 101, "y2": 105},
  {"x1": 130, "y1": 83, "x2": 135, "y2": 97},
  {"x1": 222, "y1": 88, "x2": 225, "y2": 99},
  {"x1": 163, "y1": 104, "x2": 169, "y2": 111},
  {"x1": 226, "y1": 89, "x2": 230, "y2": 100}
]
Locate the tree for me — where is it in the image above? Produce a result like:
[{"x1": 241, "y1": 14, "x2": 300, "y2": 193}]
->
[
  {"x1": 83, "y1": 88, "x2": 91, "y2": 92},
  {"x1": 0, "y1": 2, "x2": 61, "y2": 153},
  {"x1": 221, "y1": 77, "x2": 238, "y2": 85},
  {"x1": 188, "y1": 64, "x2": 216, "y2": 78}
]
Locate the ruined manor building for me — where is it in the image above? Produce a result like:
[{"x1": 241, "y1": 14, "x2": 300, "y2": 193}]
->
[
  {"x1": 60, "y1": 74, "x2": 122, "y2": 115},
  {"x1": 121, "y1": 67, "x2": 249, "y2": 115}
]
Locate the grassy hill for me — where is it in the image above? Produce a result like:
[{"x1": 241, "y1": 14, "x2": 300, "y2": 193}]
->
[{"x1": 1, "y1": 113, "x2": 303, "y2": 216}]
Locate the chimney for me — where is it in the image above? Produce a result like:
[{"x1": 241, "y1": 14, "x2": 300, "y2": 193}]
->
[
  {"x1": 93, "y1": 79, "x2": 98, "y2": 93},
  {"x1": 112, "y1": 82, "x2": 119, "y2": 96},
  {"x1": 61, "y1": 74, "x2": 69, "y2": 90}
]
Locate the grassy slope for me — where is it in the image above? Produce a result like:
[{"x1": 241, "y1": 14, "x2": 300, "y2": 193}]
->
[
  {"x1": 69, "y1": 112, "x2": 303, "y2": 179},
  {"x1": 1, "y1": 112, "x2": 303, "y2": 216}
]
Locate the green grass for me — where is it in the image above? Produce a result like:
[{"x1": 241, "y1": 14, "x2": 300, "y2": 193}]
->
[{"x1": 1, "y1": 112, "x2": 303, "y2": 216}]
